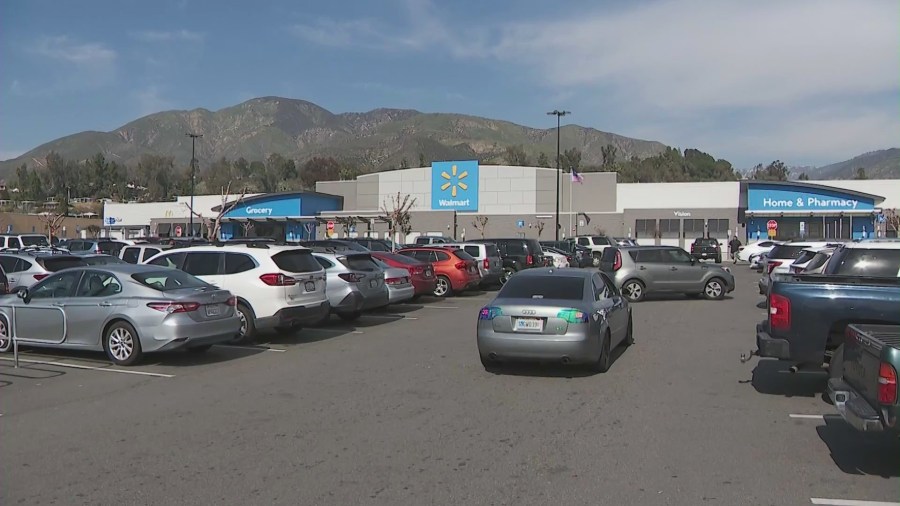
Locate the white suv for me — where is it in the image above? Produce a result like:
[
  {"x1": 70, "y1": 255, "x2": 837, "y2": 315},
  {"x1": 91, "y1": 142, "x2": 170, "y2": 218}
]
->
[
  {"x1": 572, "y1": 236, "x2": 616, "y2": 266},
  {"x1": 144, "y1": 244, "x2": 329, "y2": 341}
]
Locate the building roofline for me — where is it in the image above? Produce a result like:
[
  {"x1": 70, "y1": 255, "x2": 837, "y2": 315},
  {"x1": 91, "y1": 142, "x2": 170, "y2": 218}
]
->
[
  {"x1": 746, "y1": 180, "x2": 884, "y2": 203},
  {"x1": 213, "y1": 190, "x2": 344, "y2": 213}
]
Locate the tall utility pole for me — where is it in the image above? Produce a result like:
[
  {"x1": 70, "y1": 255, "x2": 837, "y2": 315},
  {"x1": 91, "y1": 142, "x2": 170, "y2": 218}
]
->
[
  {"x1": 186, "y1": 133, "x2": 203, "y2": 238},
  {"x1": 546, "y1": 110, "x2": 570, "y2": 241}
]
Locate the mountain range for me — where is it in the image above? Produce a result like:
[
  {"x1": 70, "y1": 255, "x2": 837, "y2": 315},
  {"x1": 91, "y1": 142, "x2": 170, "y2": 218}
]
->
[
  {"x1": 1, "y1": 96, "x2": 897, "y2": 181},
  {"x1": 0, "y1": 97, "x2": 667, "y2": 180}
]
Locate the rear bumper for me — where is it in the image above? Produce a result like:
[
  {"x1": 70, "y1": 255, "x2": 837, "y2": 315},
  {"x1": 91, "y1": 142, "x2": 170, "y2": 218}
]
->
[
  {"x1": 387, "y1": 284, "x2": 415, "y2": 303},
  {"x1": 477, "y1": 332, "x2": 599, "y2": 364},
  {"x1": 412, "y1": 277, "x2": 437, "y2": 296},
  {"x1": 827, "y1": 378, "x2": 885, "y2": 432},
  {"x1": 480, "y1": 270, "x2": 502, "y2": 285},
  {"x1": 150, "y1": 315, "x2": 242, "y2": 351},
  {"x1": 257, "y1": 301, "x2": 330, "y2": 329},
  {"x1": 755, "y1": 322, "x2": 791, "y2": 360}
]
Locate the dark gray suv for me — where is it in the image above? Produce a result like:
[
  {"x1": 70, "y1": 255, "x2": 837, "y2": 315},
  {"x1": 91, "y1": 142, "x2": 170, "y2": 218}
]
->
[{"x1": 599, "y1": 246, "x2": 735, "y2": 301}]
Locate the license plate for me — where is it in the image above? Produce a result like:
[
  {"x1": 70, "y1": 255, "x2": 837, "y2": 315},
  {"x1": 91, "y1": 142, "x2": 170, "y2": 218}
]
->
[
  {"x1": 206, "y1": 304, "x2": 221, "y2": 317},
  {"x1": 370, "y1": 279, "x2": 378, "y2": 288},
  {"x1": 514, "y1": 317, "x2": 543, "y2": 332},
  {"x1": 305, "y1": 281, "x2": 316, "y2": 292}
]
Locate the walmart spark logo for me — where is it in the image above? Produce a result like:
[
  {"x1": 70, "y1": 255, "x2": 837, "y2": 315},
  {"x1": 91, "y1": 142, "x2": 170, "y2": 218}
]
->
[
  {"x1": 431, "y1": 160, "x2": 479, "y2": 211},
  {"x1": 440, "y1": 164, "x2": 468, "y2": 197}
]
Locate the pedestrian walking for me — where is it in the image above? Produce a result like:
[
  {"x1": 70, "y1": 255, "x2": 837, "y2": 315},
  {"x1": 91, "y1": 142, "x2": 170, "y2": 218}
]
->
[{"x1": 728, "y1": 236, "x2": 742, "y2": 264}]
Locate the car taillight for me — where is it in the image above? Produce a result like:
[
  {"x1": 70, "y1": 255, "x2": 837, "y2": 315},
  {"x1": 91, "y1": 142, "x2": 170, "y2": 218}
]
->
[
  {"x1": 455, "y1": 261, "x2": 467, "y2": 270},
  {"x1": 33, "y1": 274, "x2": 49, "y2": 281},
  {"x1": 479, "y1": 306, "x2": 502, "y2": 320},
  {"x1": 259, "y1": 273, "x2": 298, "y2": 286},
  {"x1": 557, "y1": 308, "x2": 589, "y2": 323},
  {"x1": 338, "y1": 273, "x2": 365, "y2": 283},
  {"x1": 767, "y1": 261, "x2": 783, "y2": 274},
  {"x1": 483, "y1": 258, "x2": 489, "y2": 270},
  {"x1": 147, "y1": 302, "x2": 200, "y2": 313},
  {"x1": 769, "y1": 293, "x2": 791, "y2": 330},
  {"x1": 226, "y1": 296, "x2": 237, "y2": 307},
  {"x1": 386, "y1": 277, "x2": 402, "y2": 285},
  {"x1": 878, "y1": 362, "x2": 898, "y2": 405},
  {"x1": 526, "y1": 255, "x2": 533, "y2": 265},
  {"x1": 691, "y1": 245, "x2": 696, "y2": 252},
  {"x1": 613, "y1": 250, "x2": 622, "y2": 271}
]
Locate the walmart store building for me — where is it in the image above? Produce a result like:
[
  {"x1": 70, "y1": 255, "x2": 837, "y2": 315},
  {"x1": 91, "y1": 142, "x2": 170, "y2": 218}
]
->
[{"x1": 103, "y1": 160, "x2": 898, "y2": 245}]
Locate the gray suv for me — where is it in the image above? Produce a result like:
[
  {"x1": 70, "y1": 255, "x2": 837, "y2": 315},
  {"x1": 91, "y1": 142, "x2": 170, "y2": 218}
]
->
[{"x1": 599, "y1": 246, "x2": 735, "y2": 302}]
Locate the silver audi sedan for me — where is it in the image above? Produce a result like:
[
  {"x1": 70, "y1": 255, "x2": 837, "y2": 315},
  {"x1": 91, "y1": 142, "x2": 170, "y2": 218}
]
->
[
  {"x1": 0, "y1": 264, "x2": 241, "y2": 365},
  {"x1": 477, "y1": 268, "x2": 633, "y2": 373}
]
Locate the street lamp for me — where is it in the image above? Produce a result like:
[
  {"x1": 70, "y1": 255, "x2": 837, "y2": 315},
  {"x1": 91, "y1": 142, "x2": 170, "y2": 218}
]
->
[
  {"x1": 186, "y1": 132, "x2": 203, "y2": 238},
  {"x1": 547, "y1": 110, "x2": 570, "y2": 241}
]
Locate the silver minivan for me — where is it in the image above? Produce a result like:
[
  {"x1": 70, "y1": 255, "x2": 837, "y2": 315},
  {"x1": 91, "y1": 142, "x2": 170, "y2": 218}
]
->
[
  {"x1": 442, "y1": 243, "x2": 503, "y2": 286},
  {"x1": 600, "y1": 246, "x2": 735, "y2": 301}
]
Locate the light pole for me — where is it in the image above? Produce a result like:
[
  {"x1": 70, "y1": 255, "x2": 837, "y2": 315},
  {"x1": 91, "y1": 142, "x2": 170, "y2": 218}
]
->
[
  {"x1": 547, "y1": 110, "x2": 570, "y2": 241},
  {"x1": 186, "y1": 133, "x2": 203, "y2": 238}
]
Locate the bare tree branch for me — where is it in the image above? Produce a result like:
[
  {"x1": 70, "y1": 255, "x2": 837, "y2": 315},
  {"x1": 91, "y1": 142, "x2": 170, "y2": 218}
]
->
[
  {"x1": 471, "y1": 215, "x2": 489, "y2": 239},
  {"x1": 380, "y1": 192, "x2": 416, "y2": 249}
]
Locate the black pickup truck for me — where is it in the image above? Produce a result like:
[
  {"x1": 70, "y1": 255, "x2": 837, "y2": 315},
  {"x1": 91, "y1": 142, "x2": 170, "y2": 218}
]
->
[
  {"x1": 828, "y1": 324, "x2": 900, "y2": 434},
  {"x1": 690, "y1": 238, "x2": 722, "y2": 263},
  {"x1": 751, "y1": 243, "x2": 900, "y2": 369}
]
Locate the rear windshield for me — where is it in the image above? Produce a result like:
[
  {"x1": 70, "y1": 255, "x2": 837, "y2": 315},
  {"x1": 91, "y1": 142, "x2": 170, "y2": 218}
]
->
[
  {"x1": 793, "y1": 250, "x2": 818, "y2": 265},
  {"x1": 363, "y1": 241, "x2": 390, "y2": 252},
  {"x1": 601, "y1": 248, "x2": 618, "y2": 261},
  {"x1": 452, "y1": 250, "x2": 476, "y2": 261},
  {"x1": 695, "y1": 238, "x2": 718, "y2": 246},
  {"x1": 339, "y1": 254, "x2": 381, "y2": 272},
  {"x1": 804, "y1": 252, "x2": 831, "y2": 271},
  {"x1": 828, "y1": 248, "x2": 900, "y2": 277},
  {"x1": 272, "y1": 250, "x2": 321, "y2": 273},
  {"x1": 484, "y1": 244, "x2": 499, "y2": 257},
  {"x1": 39, "y1": 256, "x2": 88, "y2": 272},
  {"x1": 132, "y1": 270, "x2": 210, "y2": 291},
  {"x1": 768, "y1": 245, "x2": 806, "y2": 260},
  {"x1": 21, "y1": 235, "x2": 49, "y2": 247},
  {"x1": 499, "y1": 276, "x2": 585, "y2": 300}
]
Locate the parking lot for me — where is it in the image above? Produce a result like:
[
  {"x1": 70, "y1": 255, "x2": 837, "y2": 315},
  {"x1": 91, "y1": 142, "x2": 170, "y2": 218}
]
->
[{"x1": 1, "y1": 266, "x2": 898, "y2": 506}]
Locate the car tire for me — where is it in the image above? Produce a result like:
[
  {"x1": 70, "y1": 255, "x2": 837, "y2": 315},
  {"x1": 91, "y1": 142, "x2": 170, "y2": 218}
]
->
[
  {"x1": 624, "y1": 315, "x2": 634, "y2": 347},
  {"x1": 103, "y1": 320, "x2": 143, "y2": 366},
  {"x1": 433, "y1": 275, "x2": 452, "y2": 297},
  {"x1": 593, "y1": 330, "x2": 612, "y2": 373},
  {"x1": 187, "y1": 344, "x2": 213, "y2": 353},
  {"x1": 703, "y1": 278, "x2": 726, "y2": 300},
  {"x1": 622, "y1": 280, "x2": 645, "y2": 302},
  {"x1": 338, "y1": 311, "x2": 361, "y2": 322},
  {"x1": 0, "y1": 313, "x2": 11, "y2": 353},
  {"x1": 233, "y1": 303, "x2": 257, "y2": 343}
]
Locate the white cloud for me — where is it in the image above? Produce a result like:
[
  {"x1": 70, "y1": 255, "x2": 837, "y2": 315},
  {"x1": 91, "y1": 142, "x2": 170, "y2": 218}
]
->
[
  {"x1": 131, "y1": 30, "x2": 204, "y2": 43},
  {"x1": 489, "y1": 0, "x2": 899, "y2": 111},
  {"x1": 32, "y1": 36, "x2": 116, "y2": 67},
  {"x1": 135, "y1": 85, "x2": 175, "y2": 116}
]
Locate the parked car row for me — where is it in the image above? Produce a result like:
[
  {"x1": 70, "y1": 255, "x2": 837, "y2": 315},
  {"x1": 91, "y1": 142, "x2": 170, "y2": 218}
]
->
[{"x1": 747, "y1": 239, "x2": 900, "y2": 438}]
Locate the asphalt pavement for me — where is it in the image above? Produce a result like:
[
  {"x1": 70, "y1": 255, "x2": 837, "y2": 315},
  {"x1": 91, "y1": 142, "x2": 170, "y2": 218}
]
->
[{"x1": 1, "y1": 265, "x2": 898, "y2": 506}]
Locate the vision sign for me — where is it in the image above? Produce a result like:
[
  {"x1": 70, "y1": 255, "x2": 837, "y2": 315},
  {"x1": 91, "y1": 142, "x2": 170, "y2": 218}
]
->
[{"x1": 747, "y1": 184, "x2": 875, "y2": 212}]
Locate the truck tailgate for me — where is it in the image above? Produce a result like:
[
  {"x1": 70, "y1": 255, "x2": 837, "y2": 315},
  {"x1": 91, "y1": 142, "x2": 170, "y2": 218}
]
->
[{"x1": 843, "y1": 325, "x2": 900, "y2": 402}]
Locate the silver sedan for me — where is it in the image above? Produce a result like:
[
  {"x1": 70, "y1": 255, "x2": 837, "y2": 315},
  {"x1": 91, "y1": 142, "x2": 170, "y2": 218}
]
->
[
  {"x1": 477, "y1": 268, "x2": 633, "y2": 373},
  {"x1": 0, "y1": 264, "x2": 241, "y2": 365}
]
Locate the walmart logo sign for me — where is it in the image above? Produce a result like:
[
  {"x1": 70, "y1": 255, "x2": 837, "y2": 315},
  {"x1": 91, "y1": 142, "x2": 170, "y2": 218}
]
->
[{"x1": 431, "y1": 160, "x2": 478, "y2": 211}]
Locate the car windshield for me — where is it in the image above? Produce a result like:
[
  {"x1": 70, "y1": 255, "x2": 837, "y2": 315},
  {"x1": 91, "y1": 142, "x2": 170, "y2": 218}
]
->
[
  {"x1": 792, "y1": 250, "x2": 818, "y2": 265},
  {"x1": 498, "y1": 275, "x2": 585, "y2": 300},
  {"x1": 590, "y1": 237, "x2": 608, "y2": 245},
  {"x1": 132, "y1": 270, "x2": 210, "y2": 291},
  {"x1": 484, "y1": 244, "x2": 499, "y2": 257},
  {"x1": 829, "y1": 249, "x2": 900, "y2": 277},
  {"x1": 40, "y1": 256, "x2": 88, "y2": 271},
  {"x1": 768, "y1": 245, "x2": 806, "y2": 259},
  {"x1": 339, "y1": 254, "x2": 381, "y2": 272},
  {"x1": 83, "y1": 256, "x2": 127, "y2": 265},
  {"x1": 21, "y1": 236, "x2": 49, "y2": 247},
  {"x1": 272, "y1": 250, "x2": 322, "y2": 273},
  {"x1": 363, "y1": 241, "x2": 390, "y2": 252},
  {"x1": 695, "y1": 239, "x2": 718, "y2": 246},
  {"x1": 804, "y1": 252, "x2": 831, "y2": 271}
]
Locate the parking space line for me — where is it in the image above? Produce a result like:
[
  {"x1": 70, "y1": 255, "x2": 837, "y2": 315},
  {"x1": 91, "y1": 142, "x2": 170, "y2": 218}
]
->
[
  {"x1": 811, "y1": 499, "x2": 900, "y2": 506},
  {"x1": 310, "y1": 328, "x2": 365, "y2": 334},
  {"x1": 214, "y1": 344, "x2": 286, "y2": 353},
  {"x1": 0, "y1": 357, "x2": 174, "y2": 378},
  {"x1": 789, "y1": 414, "x2": 825, "y2": 420}
]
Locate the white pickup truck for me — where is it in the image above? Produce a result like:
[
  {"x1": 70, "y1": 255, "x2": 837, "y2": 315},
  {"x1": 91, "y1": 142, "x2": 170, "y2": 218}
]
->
[{"x1": 570, "y1": 236, "x2": 616, "y2": 266}]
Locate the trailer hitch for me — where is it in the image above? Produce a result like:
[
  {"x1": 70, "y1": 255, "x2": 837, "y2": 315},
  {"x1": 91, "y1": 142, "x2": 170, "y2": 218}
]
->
[{"x1": 739, "y1": 349, "x2": 758, "y2": 364}]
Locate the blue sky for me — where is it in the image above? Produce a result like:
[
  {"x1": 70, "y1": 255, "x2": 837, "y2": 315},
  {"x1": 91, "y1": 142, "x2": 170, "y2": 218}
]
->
[{"x1": 1, "y1": 0, "x2": 897, "y2": 168}]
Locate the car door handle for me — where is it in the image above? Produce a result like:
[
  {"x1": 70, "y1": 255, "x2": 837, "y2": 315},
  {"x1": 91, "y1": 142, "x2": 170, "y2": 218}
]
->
[
  {"x1": 670, "y1": 267, "x2": 678, "y2": 271},
  {"x1": 52, "y1": 302, "x2": 65, "y2": 307},
  {"x1": 99, "y1": 302, "x2": 113, "y2": 307}
]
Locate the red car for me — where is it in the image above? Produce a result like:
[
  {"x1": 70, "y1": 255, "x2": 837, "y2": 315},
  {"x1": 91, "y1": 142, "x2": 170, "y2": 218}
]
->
[
  {"x1": 370, "y1": 251, "x2": 437, "y2": 299},
  {"x1": 397, "y1": 247, "x2": 481, "y2": 297}
]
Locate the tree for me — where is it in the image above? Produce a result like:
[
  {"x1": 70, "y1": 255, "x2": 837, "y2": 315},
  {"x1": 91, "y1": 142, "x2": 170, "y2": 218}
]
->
[
  {"x1": 339, "y1": 163, "x2": 362, "y2": 181},
  {"x1": 136, "y1": 154, "x2": 176, "y2": 201},
  {"x1": 797, "y1": 172, "x2": 810, "y2": 181},
  {"x1": 37, "y1": 212, "x2": 66, "y2": 240},
  {"x1": 854, "y1": 167, "x2": 868, "y2": 180},
  {"x1": 536, "y1": 221, "x2": 546, "y2": 238},
  {"x1": 184, "y1": 182, "x2": 246, "y2": 240},
  {"x1": 380, "y1": 192, "x2": 416, "y2": 247},
  {"x1": 399, "y1": 157, "x2": 410, "y2": 170},
  {"x1": 561, "y1": 148, "x2": 582, "y2": 172},
  {"x1": 472, "y1": 215, "x2": 489, "y2": 238},
  {"x1": 601, "y1": 144, "x2": 618, "y2": 168},
  {"x1": 749, "y1": 160, "x2": 789, "y2": 181},
  {"x1": 85, "y1": 224, "x2": 102, "y2": 238},
  {"x1": 885, "y1": 209, "x2": 899, "y2": 236},
  {"x1": 335, "y1": 216, "x2": 359, "y2": 236},
  {"x1": 536, "y1": 152, "x2": 551, "y2": 168},
  {"x1": 504, "y1": 145, "x2": 528, "y2": 166},
  {"x1": 418, "y1": 153, "x2": 427, "y2": 167},
  {"x1": 299, "y1": 157, "x2": 342, "y2": 189}
]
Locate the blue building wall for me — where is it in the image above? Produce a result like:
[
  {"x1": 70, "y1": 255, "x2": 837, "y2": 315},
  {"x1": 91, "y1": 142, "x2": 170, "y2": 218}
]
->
[{"x1": 220, "y1": 192, "x2": 342, "y2": 241}]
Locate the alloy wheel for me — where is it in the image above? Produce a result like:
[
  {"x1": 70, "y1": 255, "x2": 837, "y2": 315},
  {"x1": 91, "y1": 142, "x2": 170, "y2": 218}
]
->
[
  {"x1": 623, "y1": 282, "x2": 643, "y2": 302},
  {"x1": 0, "y1": 316, "x2": 10, "y2": 352},
  {"x1": 434, "y1": 277, "x2": 450, "y2": 297},
  {"x1": 108, "y1": 327, "x2": 134, "y2": 361},
  {"x1": 705, "y1": 280, "x2": 723, "y2": 299}
]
